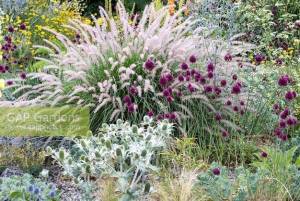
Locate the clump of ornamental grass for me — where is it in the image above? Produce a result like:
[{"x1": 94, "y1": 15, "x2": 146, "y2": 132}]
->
[{"x1": 1, "y1": 2, "x2": 255, "y2": 136}]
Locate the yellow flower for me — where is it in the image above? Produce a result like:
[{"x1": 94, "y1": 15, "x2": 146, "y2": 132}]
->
[
  {"x1": 0, "y1": 79, "x2": 5, "y2": 90},
  {"x1": 97, "y1": 18, "x2": 104, "y2": 26}
]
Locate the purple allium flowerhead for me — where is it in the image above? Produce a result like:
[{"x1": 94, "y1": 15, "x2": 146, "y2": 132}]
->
[
  {"x1": 204, "y1": 85, "x2": 213, "y2": 93},
  {"x1": 123, "y1": 95, "x2": 132, "y2": 105},
  {"x1": 220, "y1": 80, "x2": 227, "y2": 87},
  {"x1": 207, "y1": 71, "x2": 214, "y2": 79},
  {"x1": 254, "y1": 54, "x2": 264, "y2": 64},
  {"x1": 185, "y1": 76, "x2": 191, "y2": 82},
  {"x1": 224, "y1": 53, "x2": 233, "y2": 62},
  {"x1": 20, "y1": 72, "x2": 27, "y2": 79},
  {"x1": 129, "y1": 86, "x2": 138, "y2": 96},
  {"x1": 186, "y1": 70, "x2": 191, "y2": 77},
  {"x1": 280, "y1": 108, "x2": 290, "y2": 119},
  {"x1": 231, "y1": 83, "x2": 241, "y2": 94},
  {"x1": 226, "y1": 100, "x2": 232, "y2": 106},
  {"x1": 212, "y1": 168, "x2": 220, "y2": 176},
  {"x1": 215, "y1": 112, "x2": 222, "y2": 121},
  {"x1": 285, "y1": 91, "x2": 297, "y2": 101},
  {"x1": 189, "y1": 55, "x2": 197, "y2": 63},
  {"x1": 273, "y1": 103, "x2": 280, "y2": 111},
  {"x1": 233, "y1": 106, "x2": 239, "y2": 112},
  {"x1": 278, "y1": 75, "x2": 290, "y2": 86},
  {"x1": 178, "y1": 74, "x2": 185, "y2": 82},
  {"x1": 240, "y1": 110, "x2": 245, "y2": 116},
  {"x1": 144, "y1": 59, "x2": 155, "y2": 71},
  {"x1": 222, "y1": 130, "x2": 229, "y2": 137},
  {"x1": 166, "y1": 96, "x2": 173, "y2": 103},
  {"x1": 0, "y1": 65, "x2": 4, "y2": 72},
  {"x1": 207, "y1": 62, "x2": 215, "y2": 72},
  {"x1": 4, "y1": 36, "x2": 12, "y2": 43},
  {"x1": 232, "y1": 74, "x2": 238, "y2": 80},
  {"x1": 169, "y1": 112, "x2": 176, "y2": 120},
  {"x1": 240, "y1": 101, "x2": 245, "y2": 106},
  {"x1": 188, "y1": 83, "x2": 196, "y2": 93},
  {"x1": 214, "y1": 87, "x2": 222, "y2": 95},
  {"x1": 279, "y1": 120, "x2": 286, "y2": 128},
  {"x1": 5, "y1": 65, "x2": 9, "y2": 71},
  {"x1": 274, "y1": 128, "x2": 282, "y2": 136},
  {"x1": 159, "y1": 76, "x2": 168, "y2": 87},
  {"x1": 163, "y1": 88, "x2": 171, "y2": 97},
  {"x1": 181, "y1": 62, "x2": 189, "y2": 70},
  {"x1": 166, "y1": 73, "x2": 174, "y2": 82},
  {"x1": 287, "y1": 116, "x2": 297, "y2": 126},
  {"x1": 19, "y1": 23, "x2": 26, "y2": 30},
  {"x1": 177, "y1": 91, "x2": 182, "y2": 97},
  {"x1": 165, "y1": 113, "x2": 170, "y2": 119},
  {"x1": 127, "y1": 104, "x2": 136, "y2": 113},
  {"x1": 260, "y1": 151, "x2": 268, "y2": 158},
  {"x1": 194, "y1": 73, "x2": 201, "y2": 82},
  {"x1": 6, "y1": 80, "x2": 13, "y2": 86},
  {"x1": 191, "y1": 69, "x2": 196, "y2": 76},
  {"x1": 157, "y1": 114, "x2": 164, "y2": 120},
  {"x1": 147, "y1": 110, "x2": 154, "y2": 117},
  {"x1": 279, "y1": 134, "x2": 288, "y2": 141},
  {"x1": 8, "y1": 25, "x2": 14, "y2": 33}
]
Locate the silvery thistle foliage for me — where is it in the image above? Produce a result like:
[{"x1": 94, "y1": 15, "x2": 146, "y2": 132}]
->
[
  {"x1": 1, "y1": 2, "x2": 255, "y2": 135},
  {"x1": 47, "y1": 116, "x2": 172, "y2": 199}
]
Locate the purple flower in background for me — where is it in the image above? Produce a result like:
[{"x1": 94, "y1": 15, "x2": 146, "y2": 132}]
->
[
  {"x1": 254, "y1": 54, "x2": 264, "y2": 64},
  {"x1": 233, "y1": 106, "x2": 239, "y2": 112},
  {"x1": 285, "y1": 91, "x2": 296, "y2": 101},
  {"x1": 276, "y1": 58, "x2": 283, "y2": 66},
  {"x1": 273, "y1": 103, "x2": 280, "y2": 111},
  {"x1": 123, "y1": 95, "x2": 132, "y2": 105},
  {"x1": 8, "y1": 25, "x2": 14, "y2": 33},
  {"x1": 20, "y1": 72, "x2": 27, "y2": 79},
  {"x1": 280, "y1": 108, "x2": 290, "y2": 119},
  {"x1": 159, "y1": 76, "x2": 168, "y2": 86},
  {"x1": 207, "y1": 71, "x2": 214, "y2": 79},
  {"x1": 287, "y1": 116, "x2": 297, "y2": 126},
  {"x1": 278, "y1": 75, "x2": 290, "y2": 86},
  {"x1": 231, "y1": 83, "x2": 241, "y2": 94},
  {"x1": 215, "y1": 112, "x2": 222, "y2": 121},
  {"x1": 181, "y1": 62, "x2": 189, "y2": 70},
  {"x1": 222, "y1": 130, "x2": 229, "y2": 137},
  {"x1": 6, "y1": 80, "x2": 13, "y2": 86},
  {"x1": 226, "y1": 100, "x2": 232, "y2": 106},
  {"x1": 207, "y1": 62, "x2": 215, "y2": 72},
  {"x1": 19, "y1": 23, "x2": 26, "y2": 30},
  {"x1": 220, "y1": 80, "x2": 227, "y2": 87},
  {"x1": 129, "y1": 86, "x2": 138, "y2": 96},
  {"x1": 178, "y1": 74, "x2": 185, "y2": 82},
  {"x1": 144, "y1": 59, "x2": 155, "y2": 71},
  {"x1": 279, "y1": 134, "x2": 288, "y2": 141},
  {"x1": 279, "y1": 120, "x2": 286, "y2": 128},
  {"x1": 212, "y1": 168, "x2": 220, "y2": 175},
  {"x1": 232, "y1": 74, "x2": 238, "y2": 80},
  {"x1": 166, "y1": 96, "x2": 173, "y2": 103},
  {"x1": 214, "y1": 87, "x2": 222, "y2": 95},
  {"x1": 166, "y1": 73, "x2": 174, "y2": 82},
  {"x1": 127, "y1": 104, "x2": 135, "y2": 113},
  {"x1": 163, "y1": 88, "x2": 171, "y2": 97},
  {"x1": 189, "y1": 55, "x2": 197, "y2": 63},
  {"x1": 260, "y1": 151, "x2": 268, "y2": 158},
  {"x1": 204, "y1": 85, "x2": 213, "y2": 93},
  {"x1": 147, "y1": 110, "x2": 154, "y2": 117},
  {"x1": 224, "y1": 53, "x2": 232, "y2": 62},
  {"x1": 188, "y1": 83, "x2": 196, "y2": 93},
  {"x1": 240, "y1": 101, "x2": 245, "y2": 106}
]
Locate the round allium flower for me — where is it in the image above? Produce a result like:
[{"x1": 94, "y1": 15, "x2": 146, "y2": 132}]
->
[
  {"x1": 123, "y1": 95, "x2": 132, "y2": 105},
  {"x1": 273, "y1": 103, "x2": 280, "y2": 111},
  {"x1": 214, "y1": 87, "x2": 222, "y2": 95},
  {"x1": 280, "y1": 108, "x2": 290, "y2": 119},
  {"x1": 231, "y1": 83, "x2": 241, "y2": 94},
  {"x1": 0, "y1": 65, "x2": 4, "y2": 72},
  {"x1": 144, "y1": 59, "x2": 155, "y2": 71},
  {"x1": 287, "y1": 116, "x2": 297, "y2": 126},
  {"x1": 220, "y1": 80, "x2": 227, "y2": 87},
  {"x1": 204, "y1": 85, "x2": 213, "y2": 93},
  {"x1": 260, "y1": 151, "x2": 268, "y2": 158},
  {"x1": 177, "y1": 91, "x2": 182, "y2": 97},
  {"x1": 279, "y1": 120, "x2": 286, "y2": 128},
  {"x1": 6, "y1": 80, "x2": 13, "y2": 86},
  {"x1": 4, "y1": 36, "x2": 12, "y2": 43},
  {"x1": 240, "y1": 101, "x2": 245, "y2": 106},
  {"x1": 166, "y1": 73, "x2": 174, "y2": 82},
  {"x1": 207, "y1": 62, "x2": 215, "y2": 72},
  {"x1": 191, "y1": 69, "x2": 196, "y2": 76},
  {"x1": 232, "y1": 74, "x2": 238, "y2": 80},
  {"x1": 200, "y1": 77, "x2": 206, "y2": 84},
  {"x1": 127, "y1": 104, "x2": 136, "y2": 113},
  {"x1": 181, "y1": 62, "x2": 189, "y2": 70},
  {"x1": 185, "y1": 76, "x2": 191, "y2": 81},
  {"x1": 274, "y1": 128, "x2": 282, "y2": 136},
  {"x1": 19, "y1": 23, "x2": 26, "y2": 30},
  {"x1": 212, "y1": 168, "x2": 220, "y2": 176},
  {"x1": 194, "y1": 73, "x2": 201, "y2": 82},
  {"x1": 279, "y1": 134, "x2": 288, "y2": 141},
  {"x1": 5, "y1": 65, "x2": 9, "y2": 71},
  {"x1": 215, "y1": 112, "x2": 222, "y2": 121},
  {"x1": 188, "y1": 83, "x2": 196, "y2": 93},
  {"x1": 224, "y1": 53, "x2": 232, "y2": 62},
  {"x1": 189, "y1": 55, "x2": 197, "y2": 63},
  {"x1": 254, "y1": 54, "x2": 264, "y2": 64},
  {"x1": 233, "y1": 106, "x2": 239, "y2": 112},
  {"x1": 178, "y1": 74, "x2": 185, "y2": 82},
  {"x1": 157, "y1": 114, "x2": 164, "y2": 120},
  {"x1": 207, "y1": 71, "x2": 214, "y2": 79},
  {"x1": 147, "y1": 110, "x2": 154, "y2": 117},
  {"x1": 165, "y1": 113, "x2": 170, "y2": 119},
  {"x1": 159, "y1": 76, "x2": 168, "y2": 86},
  {"x1": 278, "y1": 75, "x2": 290, "y2": 86},
  {"x1": 222, "y1": 130, "x2": 229, "y2": 137},
  {"x1": 170, "y1": 112, "x2": 176, "y2": 120},
  {"x1": 240, "y1": 110, "x2": 245, "y2": 116},
  {"x1": 8, "y1": 25, "x2": 14, "y2": 33},
  {"x1": 129, "y1": 86, "x2": 138, "y2": 96},
  {"x1": 163, "y1": 88, "x2": 171, "y2": 97},
  {"x1": 20, "y1": 72, "x2": 27, "y2": 79},
  {"x1": 226, "y1": 100, "x2": 232, "y2": 106},
  {"x1": 185, "y1": 70, "x2": 191, "y2": 77},
  {"x1": 285, "y1": 91, "x2": 296, "y2": 101}
]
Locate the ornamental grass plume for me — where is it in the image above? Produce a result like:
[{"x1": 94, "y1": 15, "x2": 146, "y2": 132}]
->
[{"x1": 2, "y1": 2, "x2": 255, "y2": 135}]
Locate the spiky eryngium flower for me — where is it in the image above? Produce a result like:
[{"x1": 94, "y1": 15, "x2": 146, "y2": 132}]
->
[{"x1": 1, "y1": 2, "x2": 255, "y2": 134}]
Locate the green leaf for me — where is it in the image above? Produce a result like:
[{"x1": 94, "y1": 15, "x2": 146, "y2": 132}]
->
[
  {"x1": 9, "y1": 191, "x2": 24, "y2": 199},
  {"x1": 296, "y1": 156, "x2": 300, "y2": 168}
]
